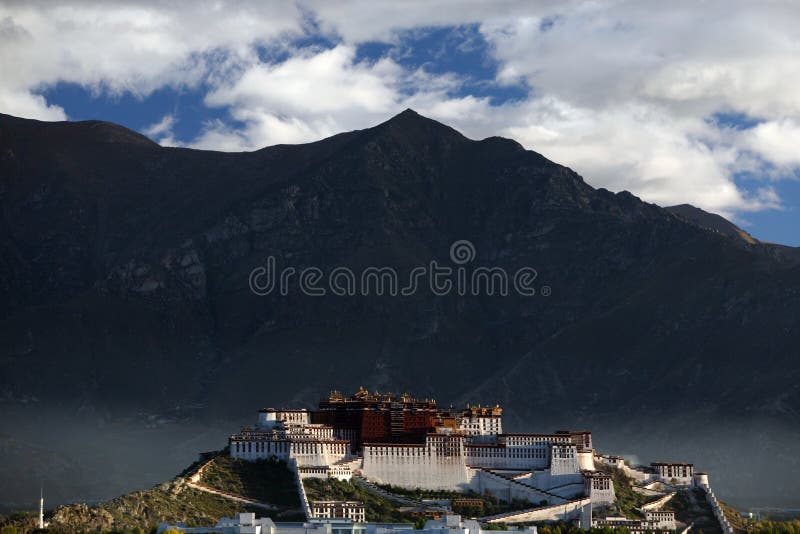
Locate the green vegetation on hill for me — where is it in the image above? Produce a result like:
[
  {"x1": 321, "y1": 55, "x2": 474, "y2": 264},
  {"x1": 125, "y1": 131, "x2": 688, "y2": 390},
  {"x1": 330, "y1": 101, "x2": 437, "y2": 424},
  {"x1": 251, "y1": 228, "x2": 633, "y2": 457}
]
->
[
  {"x1": 50, "y1": 481, "x2": 262, "y2": 533},
  {"x1": 663, "y1": 489, "x2": 691, "y2": 521},
  {"x1": 720, "y1": 502, "x2": 800, "y2": 534},
  {"x1": 661, "y1": 488, "x2": 720, "y2": 534},
  {"x1": 0, "y1": 512, "x2": 39, "y2": 534},
  {"x1": 199, "y1": 457, "x2": 300, "y2": 508},
  {"x1": 6, "y1": 455, "x2": 305, "y2": 534},
  {"x1": 594, "y1": 467, "x2": 648, "y2": 518},
  {"x1": 303, "y1": 479, "x2": 411, "y2": 523},
  {"x1": 742, "y1": 520, "x2": 800, "y2": 534}
]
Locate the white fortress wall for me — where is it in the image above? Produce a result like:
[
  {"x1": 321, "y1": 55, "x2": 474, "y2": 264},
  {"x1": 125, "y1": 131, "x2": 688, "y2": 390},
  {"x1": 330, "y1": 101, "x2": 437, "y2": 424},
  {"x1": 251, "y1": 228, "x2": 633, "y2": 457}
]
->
[
  {"x1": 546, "y1": 444, "x2": 584, "y2": 488},
  {"x1": 297, "y1": 465, "x2": 353, "y2": 481},
  {"x1": 693, "y1": 472, "x2": 710, "y2": 488},
  {"x1": 640, "y1": 491, "x2": 677, "y2": 512},
  {"x1": 707, "y1": 490, "x2": 735, "y2": 534},
  {"x1": 290, "y1": 441, "x2": 349, "y2": 467},
  {"x1": 297, "y1": 466, "x2": 329, "y2": 480},
  {"x1": 292, "y1": 460, "x2": 311, "y2": 520},
  {"x1": 576, "y1": 450, "x2": 595, "y2": 471},
  {"x1": 231, "y1": 438, "x2": 291, "y2": 461},
  {"x1": 482, "y1": 498, "x2": 591, "y2": 524},
  {"x1": 621, "y1": 464, "x2": 654, "y2": 483},
  {"x1": 544, "y1": 482, "x2": 585, "y2": 500},
  {"x1": 588, "y1": 483, "x2": 614, "y2": 506},
  {"x1": 361, "y1": 444, "x2": 471, "y2": 490},
  {"x1": 231, "y1": 437, "x2": 349, "y2": 467},
  {"x1": 527, "y1": 470, "x2": 581, "y2": 493},
  {"x1": 465, "y1": 444, "x2": 550, "y2": 470},
  {"x1": 469, "y1": 468, "x2": 565, "y2": 505},
  {"x1": 593, "y1": 453, "x2": 654, "y2": 483}
]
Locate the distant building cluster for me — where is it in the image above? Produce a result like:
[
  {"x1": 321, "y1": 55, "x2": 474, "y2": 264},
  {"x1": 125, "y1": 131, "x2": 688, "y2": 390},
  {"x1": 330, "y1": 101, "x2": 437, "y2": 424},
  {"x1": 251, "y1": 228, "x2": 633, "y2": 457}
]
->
[{"x1": 226, "y1": 388, "x2": 712, "y2": 527}]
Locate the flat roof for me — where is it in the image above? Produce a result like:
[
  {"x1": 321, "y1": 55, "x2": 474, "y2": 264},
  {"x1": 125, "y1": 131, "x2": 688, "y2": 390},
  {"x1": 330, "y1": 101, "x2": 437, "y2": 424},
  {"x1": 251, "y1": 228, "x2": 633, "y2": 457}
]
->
[
  {"x1": 498, "y1": 433, "x2": 570, "y2": 438},
  {"x1": 363, "y1": 442, "x2": 426, "y2": 447}
]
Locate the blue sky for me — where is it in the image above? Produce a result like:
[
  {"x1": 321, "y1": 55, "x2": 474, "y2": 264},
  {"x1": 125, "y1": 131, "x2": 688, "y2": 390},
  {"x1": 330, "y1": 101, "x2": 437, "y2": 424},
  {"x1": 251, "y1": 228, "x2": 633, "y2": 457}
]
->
[{"x1": 2, "y1": 2, "x2": 799, "y2": 245}]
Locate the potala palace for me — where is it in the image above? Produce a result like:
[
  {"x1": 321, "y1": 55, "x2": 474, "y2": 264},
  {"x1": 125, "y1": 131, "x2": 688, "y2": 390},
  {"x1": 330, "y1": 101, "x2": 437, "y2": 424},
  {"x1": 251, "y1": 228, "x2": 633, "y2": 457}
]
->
[{"x1": 213, "y1": 388, "x2": 732, "y2": 532}]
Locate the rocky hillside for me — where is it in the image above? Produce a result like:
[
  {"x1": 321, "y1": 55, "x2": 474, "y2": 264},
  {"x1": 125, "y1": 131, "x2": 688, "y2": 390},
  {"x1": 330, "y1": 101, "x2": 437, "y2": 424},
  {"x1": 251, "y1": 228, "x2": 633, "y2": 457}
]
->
[
  {"x1": 1, "y1": 110, "x2": 799, "y2": 507},
  {"x1": 665, "y1": 204, "x2": 759, "y2": 244},
  {"x1": 36, "y1": 454, "x2": 303, "y2": 533}
]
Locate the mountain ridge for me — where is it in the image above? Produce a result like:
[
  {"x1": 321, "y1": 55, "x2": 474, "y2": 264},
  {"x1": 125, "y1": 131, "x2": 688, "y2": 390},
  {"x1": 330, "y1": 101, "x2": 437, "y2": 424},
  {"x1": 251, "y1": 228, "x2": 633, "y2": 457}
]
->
[{"x1": 665, "y1": 204, "x2": 759, "y2": 244}]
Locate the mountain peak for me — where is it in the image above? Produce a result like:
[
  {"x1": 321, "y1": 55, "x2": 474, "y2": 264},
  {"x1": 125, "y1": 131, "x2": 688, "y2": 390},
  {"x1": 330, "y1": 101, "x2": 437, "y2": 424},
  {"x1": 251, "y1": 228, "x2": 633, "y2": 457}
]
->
[
  {"x1": 373, "y1": 108, "x2": 468, "y2": 143},
  {"x1": 383, "y1": 108, "x2": 435, "y2": 126}
]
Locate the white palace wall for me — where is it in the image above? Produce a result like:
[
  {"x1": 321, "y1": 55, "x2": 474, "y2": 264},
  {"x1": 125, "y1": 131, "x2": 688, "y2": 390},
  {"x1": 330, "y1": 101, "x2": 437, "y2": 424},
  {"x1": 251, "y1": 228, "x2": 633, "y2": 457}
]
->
[
  {"x1": 231, "y1": 438, "x2": 348, "y2": 467},
  {"x1": 362, "y1": 437, "x2": 586, "y2": 500},
  {"x1": 362, "y1": 444, "x2": 471, "y2": 490},
  {"x1": 468, "y1": 469, "x2": 565, "y2": 505},
  {"x1": 483, "y1": 498, "x2": 591, "y2": 524}
]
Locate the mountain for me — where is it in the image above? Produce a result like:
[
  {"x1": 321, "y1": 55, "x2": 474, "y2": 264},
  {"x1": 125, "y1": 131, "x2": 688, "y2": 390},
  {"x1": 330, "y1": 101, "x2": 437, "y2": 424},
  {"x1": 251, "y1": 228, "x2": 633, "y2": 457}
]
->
[
  {"x1": 1, "y1": 110, "x2": 799, "y2": 509},
  {"x1": 665, "y1": 204, "x2": 758, "y2": 244}
]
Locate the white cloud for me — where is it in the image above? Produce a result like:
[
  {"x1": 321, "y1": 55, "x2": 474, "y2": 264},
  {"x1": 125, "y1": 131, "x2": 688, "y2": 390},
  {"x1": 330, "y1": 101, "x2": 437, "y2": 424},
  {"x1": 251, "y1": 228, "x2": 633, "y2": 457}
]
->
[
  {"x1": 305, "y1": 0, "x2": 559, "y2": 43},
  {"x1": 206, "y1": 46, "x2": 399, "y2": 116},
  {"x1": 143, "y1": 113, "x2": 174, "y2": 137},
  {"x1": 744, "y1": 119, "x2": 800, "y2": 168},
  {"x1": 141, "y1": 113, "x2": 180, "y2": 146},
  {"x1": 0, "y1": 1, "x2": 303, "y2": 117},
  {"x1": 0, "y1": 88, "x2": 66, "y2": 121}
]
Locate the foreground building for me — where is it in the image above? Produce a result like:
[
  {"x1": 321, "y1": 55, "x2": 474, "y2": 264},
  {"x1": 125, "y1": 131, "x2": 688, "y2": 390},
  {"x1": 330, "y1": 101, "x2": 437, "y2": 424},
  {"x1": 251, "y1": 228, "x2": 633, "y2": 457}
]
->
[
  {"x1": 308, "y1": 501, "x2": 366, "y2": 523},
  {"x1": 157, "y1": 514, "x2": 536, "y2": 534},
  {"x1": 593, "y1": 511, "x2": 677, "y2": 533}
]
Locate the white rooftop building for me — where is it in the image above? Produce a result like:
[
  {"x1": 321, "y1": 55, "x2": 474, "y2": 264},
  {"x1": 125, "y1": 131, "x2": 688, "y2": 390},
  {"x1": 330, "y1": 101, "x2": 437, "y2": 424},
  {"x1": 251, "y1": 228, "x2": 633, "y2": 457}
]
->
[{"x1": 593, "y1": 511, "x2": 676, "y2": 533}]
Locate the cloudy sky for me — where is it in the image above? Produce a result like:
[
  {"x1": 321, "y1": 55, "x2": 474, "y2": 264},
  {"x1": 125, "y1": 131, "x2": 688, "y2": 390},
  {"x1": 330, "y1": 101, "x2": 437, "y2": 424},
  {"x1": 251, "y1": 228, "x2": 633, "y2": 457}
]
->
[{"x1": 2, "y1": 1, "x2": 799, "y2": 245}]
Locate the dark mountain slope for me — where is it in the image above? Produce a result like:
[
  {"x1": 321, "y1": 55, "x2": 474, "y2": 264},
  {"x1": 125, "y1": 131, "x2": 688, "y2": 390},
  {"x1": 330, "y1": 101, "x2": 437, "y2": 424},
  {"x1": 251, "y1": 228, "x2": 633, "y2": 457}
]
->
[
  {"x1": 666, "y1": 203, "x2": 758, "y2": 244},
  {"x1": 0, "y1": 110, "x2": 798, "y2": 508}
]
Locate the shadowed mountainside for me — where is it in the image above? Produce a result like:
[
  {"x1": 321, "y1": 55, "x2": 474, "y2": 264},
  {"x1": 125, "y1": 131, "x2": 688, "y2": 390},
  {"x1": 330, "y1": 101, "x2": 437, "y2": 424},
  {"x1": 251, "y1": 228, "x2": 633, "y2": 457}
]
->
[
  {"x1": 665, "y1": 204, "x2": 758, "y2": 244},
  {"x1": 0, "y1": 110, "x2": 799, "y2": 509}
]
